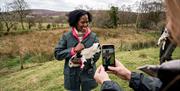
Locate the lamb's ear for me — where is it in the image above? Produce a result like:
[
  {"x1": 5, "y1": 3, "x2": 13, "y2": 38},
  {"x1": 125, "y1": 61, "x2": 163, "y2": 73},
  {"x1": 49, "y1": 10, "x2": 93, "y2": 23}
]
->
[{"x1": 96, "y1": 43, "x2": 100, "y2": 49}]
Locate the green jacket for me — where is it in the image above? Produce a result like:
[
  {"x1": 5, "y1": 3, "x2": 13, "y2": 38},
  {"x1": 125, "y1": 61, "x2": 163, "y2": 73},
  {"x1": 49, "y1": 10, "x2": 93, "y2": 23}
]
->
[{"x1": 54, "y1": 28, "x2": 101, "y2": 90}]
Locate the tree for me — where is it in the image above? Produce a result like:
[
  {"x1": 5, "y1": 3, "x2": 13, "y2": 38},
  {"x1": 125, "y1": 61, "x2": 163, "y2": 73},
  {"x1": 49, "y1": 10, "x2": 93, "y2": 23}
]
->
[
  {"x1": 11, "y1": 0, "x2": 30, "y2": 30},
  {"x1": 135, "y1": 1, "x2": 141, "y2": 32},
  {"x1": 26, "y1": 15, "x2": 35, "y2": 30},
  {"x1": 119, "y1": 4, "x2": 126, "y2": 27},
  {"x1": 148, "y1": 1, "x2": 164, "y2": 25},
  {"x1": 92, "y1": 10, "x2": 110, "y2": 28},
  {"x1": 0, "y1": 21, "x2": 3, "y2": 32},
  {"x1": 37, "y1": 16, "x2": 43, "y2": 30},
  {"x1": 136, "y1": 0, "x2": 164, "y2": 29},
  {"x1": 46, "y1": 24, "x2": 51, "y2": 29},
  {"x1": 109, "y1": 6, "x2": 119, "y2": 28},
  {"x1": 0, "y1": 8, "x2": 4, "y2": 31},
  {"x1": 92, "y1": 6, "x2": 119, "y2": 28},
  {"x1": 0, "y1": 3, "x2": 18, "y2": 33}
]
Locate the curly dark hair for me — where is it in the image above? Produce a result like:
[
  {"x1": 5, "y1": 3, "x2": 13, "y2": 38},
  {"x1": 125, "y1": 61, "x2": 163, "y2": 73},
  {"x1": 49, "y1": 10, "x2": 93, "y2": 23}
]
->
[{"x1": 68, "y1": 9, "x2": 92, "y2": 27}]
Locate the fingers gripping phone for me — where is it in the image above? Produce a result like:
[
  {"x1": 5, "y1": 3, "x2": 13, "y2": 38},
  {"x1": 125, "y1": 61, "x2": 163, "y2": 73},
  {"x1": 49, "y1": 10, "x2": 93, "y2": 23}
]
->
[{"x1": 102, "y1": 45, "x2": 115, "y2": 71}]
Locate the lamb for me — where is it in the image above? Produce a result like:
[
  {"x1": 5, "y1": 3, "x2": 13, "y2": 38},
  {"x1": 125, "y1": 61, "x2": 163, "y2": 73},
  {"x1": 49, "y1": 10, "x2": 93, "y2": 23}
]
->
[
  {"x1": 69, "y1": 43, "x2": 101, "y2": 69},
  {"x1": 157, "y1": 28, "x2": 169, "y2": 50}
]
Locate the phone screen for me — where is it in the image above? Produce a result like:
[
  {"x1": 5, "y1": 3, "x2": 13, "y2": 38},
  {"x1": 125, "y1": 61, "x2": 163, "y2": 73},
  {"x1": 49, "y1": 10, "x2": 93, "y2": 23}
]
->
[{"x1": 102, "y1": 45, "x2": 115, "y2": 71}]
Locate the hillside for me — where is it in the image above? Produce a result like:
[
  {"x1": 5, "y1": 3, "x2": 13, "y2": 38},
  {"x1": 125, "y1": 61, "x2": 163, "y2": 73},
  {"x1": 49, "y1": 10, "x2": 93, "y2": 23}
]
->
[
  {"x1": 0, "y1": 48, "x2": 179, "y2": 91},
  {"x1": 27, "y1": 9, "x2": 67, "y2": 17},
  {"x1": 27, "y1": 9, "x2": 137, "y2": 17}
]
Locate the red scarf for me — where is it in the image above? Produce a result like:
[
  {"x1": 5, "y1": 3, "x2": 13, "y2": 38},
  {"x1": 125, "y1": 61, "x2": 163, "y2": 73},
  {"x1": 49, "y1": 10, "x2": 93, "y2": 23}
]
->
[{"x1": 72, "y1": 27, "x2": 91, "y2": 42}]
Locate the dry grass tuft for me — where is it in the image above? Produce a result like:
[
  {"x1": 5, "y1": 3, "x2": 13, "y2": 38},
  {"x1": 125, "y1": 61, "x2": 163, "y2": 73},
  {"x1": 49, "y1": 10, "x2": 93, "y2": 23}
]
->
[{"x1": 0, "y1": 29, "x2": 68, "y2": 57}]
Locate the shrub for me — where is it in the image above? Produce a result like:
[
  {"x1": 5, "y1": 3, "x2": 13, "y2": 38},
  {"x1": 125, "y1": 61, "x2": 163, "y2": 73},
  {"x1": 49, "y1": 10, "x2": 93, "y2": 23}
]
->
[
  {"x1": 119, "y1": 40, "x2": 156, "y2": 51},
  {"x1": 0, "y1": 22, "x2": 4, "y2": 31},
  {"x1": 47, "y1": 24, "x2": 51, "y2": 29},
  {"x1": 136, "y1": 20, "x2": 153, "y2": 29}
]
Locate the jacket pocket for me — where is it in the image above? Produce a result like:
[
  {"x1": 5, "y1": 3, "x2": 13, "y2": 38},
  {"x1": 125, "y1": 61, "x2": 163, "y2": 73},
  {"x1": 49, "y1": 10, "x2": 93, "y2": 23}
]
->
[
  {"x1": 64, "y1": 66, "x2": 76, "y2": 75},
  {"x1": 64, "y1": 67, "x2": 80, "y2": 90}
]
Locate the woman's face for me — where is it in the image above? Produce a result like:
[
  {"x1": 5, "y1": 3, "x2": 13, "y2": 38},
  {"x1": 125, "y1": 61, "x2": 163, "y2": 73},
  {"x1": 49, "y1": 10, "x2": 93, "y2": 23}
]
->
[{"x1": 77, "y1": 14, "x2": 89, "y2": 32}]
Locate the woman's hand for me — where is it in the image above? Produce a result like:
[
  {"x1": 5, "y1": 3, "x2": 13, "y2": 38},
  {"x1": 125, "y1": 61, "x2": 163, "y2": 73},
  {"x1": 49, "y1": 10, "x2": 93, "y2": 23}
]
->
[
  {"x1": 74, "y1": 43, "x2": 84, "y2": 52},
  {"x1": 94, "y1": 65, "x2": 111, "y2": 84},
  {"x1": 108, "y1": 59, "x2": 131, "y2": 81}
]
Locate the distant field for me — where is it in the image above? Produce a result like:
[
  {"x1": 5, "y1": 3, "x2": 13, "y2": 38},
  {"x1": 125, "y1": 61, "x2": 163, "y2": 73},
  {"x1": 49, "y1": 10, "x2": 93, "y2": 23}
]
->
[{"x1": 0, "y1": 47, "x2": 179, "y2": 91}]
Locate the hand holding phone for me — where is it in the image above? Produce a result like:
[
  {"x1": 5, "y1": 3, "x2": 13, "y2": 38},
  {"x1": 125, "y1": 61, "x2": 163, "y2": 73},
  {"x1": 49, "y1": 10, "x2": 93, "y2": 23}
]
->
[{"x1": 102, "y1": 45, "x2": 115, "y2": 71}]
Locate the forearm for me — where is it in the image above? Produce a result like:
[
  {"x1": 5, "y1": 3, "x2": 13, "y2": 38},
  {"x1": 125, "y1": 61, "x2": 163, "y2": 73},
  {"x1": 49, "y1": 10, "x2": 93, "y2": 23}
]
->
[
  {"x1": 129, "y1": 72, "x2": 162, "y2": 91},
  {"x1": 54, "y1": 34, "x2": 75, "y2": 61},
  {"x1": 101, "y1": 81, "x2": 123, "y2": 91},
  {"x1": 54, "y1": 47, "x2": 72, "y2": 60}
]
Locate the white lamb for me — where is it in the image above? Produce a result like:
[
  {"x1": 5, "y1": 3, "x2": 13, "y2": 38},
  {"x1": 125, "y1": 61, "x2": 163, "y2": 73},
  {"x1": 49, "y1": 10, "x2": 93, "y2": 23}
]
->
[
  {"x1": 69, "y1": 43, "x2": 101, "y2": 69},
  {"x1": 157, "y1": 28, "x2": 169, "y2": 50}
]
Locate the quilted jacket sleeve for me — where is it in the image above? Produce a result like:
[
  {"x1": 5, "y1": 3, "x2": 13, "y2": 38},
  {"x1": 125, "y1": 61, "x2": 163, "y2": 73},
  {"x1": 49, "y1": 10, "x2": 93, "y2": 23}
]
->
[
  {"x1": 54, "y1": 34, "x2": 72, "y2": 60},
  {"x1": 129, "y1": 72, "x2": 162, "y2": 91}
]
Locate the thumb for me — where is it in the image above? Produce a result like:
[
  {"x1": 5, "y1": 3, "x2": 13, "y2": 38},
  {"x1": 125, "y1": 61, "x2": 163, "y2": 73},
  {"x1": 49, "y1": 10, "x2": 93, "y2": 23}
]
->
[
  {"x1": 96, "y1": 65, "x2": 102, "y2": 73},
  {"x1": 100, "y1": 65, "x2": 105, "y2": 72},
  {"x1": 96, "y1": 65, "x2": 104, "y2": 73},
  {"x1": 108, "y1": 66, "x2": 117, "y2": 71}
]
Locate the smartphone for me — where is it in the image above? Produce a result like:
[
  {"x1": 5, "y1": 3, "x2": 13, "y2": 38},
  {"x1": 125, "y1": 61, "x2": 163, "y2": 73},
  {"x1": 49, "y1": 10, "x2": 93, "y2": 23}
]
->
[{"x1": 102, "y1": 44, "x2": 115, "y2": 71}]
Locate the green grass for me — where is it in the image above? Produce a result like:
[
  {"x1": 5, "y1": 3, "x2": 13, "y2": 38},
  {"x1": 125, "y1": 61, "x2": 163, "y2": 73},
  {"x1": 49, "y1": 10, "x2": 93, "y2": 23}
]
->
[
  {"x1": 0, "y1": 47, "x2": 179, "y2": 91},
  {"x1": 0, "y1": 53, "x2": 54, "y2": 74}
]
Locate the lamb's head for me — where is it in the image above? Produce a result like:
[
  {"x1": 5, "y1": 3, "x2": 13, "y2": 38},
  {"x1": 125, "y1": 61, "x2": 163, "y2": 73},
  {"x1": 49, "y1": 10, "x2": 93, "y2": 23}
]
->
[
  {"x1": 89, "y1": 43, "x2": 101, "y2": 53},
  {"x1": 81, "y1": 43, "x2": 101, "y2": 59}
]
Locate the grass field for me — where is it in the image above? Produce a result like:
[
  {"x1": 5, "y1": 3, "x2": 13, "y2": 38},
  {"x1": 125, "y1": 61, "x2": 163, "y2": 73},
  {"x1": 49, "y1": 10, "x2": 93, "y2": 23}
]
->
[{"x1": 0, "y1": 47, "x2": 179, "y2": 91}]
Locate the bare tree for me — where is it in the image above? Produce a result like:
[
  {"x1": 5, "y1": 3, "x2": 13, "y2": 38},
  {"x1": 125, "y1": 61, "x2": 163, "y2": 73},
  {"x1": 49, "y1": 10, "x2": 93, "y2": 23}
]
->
[
  {"x1": 11, "y1": 0, "x2": 30, "y2": 30},
  {"x1": 92, "y1": 10, "x2": 109, "y2": 28},
  {"x1": 0, "y1": 21, "x2": 3, "y2": 32},
  {"x1": 0, "y1": 8, "x2": 3, "y2": 31},
  {"x1": 26, "y1": 15, "x2": 35, "y2": 30},
  {"x1": 119, "y1": 4, "x2": 126, "y2": 28},
  {"x1": 135, "y1": 1, "x2": 141, "y2": 32},
  {"x1": 0, "y1": 3, "x2": 18, "y2": 33},
  {"x1": 148, "y1": 0, "x2": 164, "y2": 25},
  {"x1": 126, "y1": 5, "x2": 133, "y2": 27},
  {"x1": 136, "y1": 0, "x2": 164, "y2": 29},
  {"x1": 36, "y1": 16, "x2": 43, "y2": 30}
]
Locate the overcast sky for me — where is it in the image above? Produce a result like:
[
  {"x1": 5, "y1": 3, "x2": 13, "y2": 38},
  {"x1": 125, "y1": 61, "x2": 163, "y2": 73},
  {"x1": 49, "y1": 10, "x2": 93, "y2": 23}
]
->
[{"x1": 0, "y1": 0, "x2": 141, "y2": 11}]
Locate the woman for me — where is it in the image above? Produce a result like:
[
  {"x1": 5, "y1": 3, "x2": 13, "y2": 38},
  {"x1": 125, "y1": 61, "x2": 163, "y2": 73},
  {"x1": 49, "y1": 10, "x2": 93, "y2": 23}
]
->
[{"x1": 54, "y1": 9, "x2": 100, "y2": 91}]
